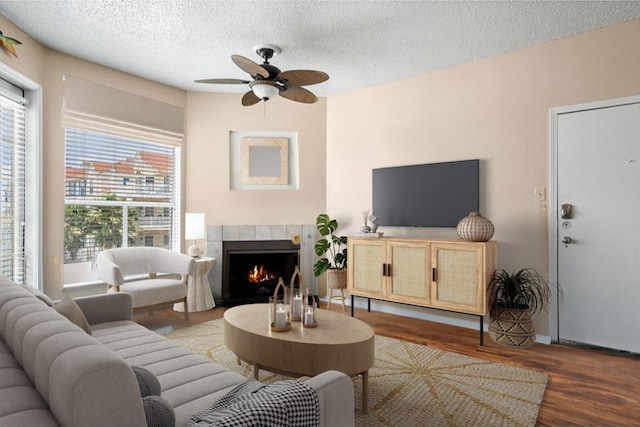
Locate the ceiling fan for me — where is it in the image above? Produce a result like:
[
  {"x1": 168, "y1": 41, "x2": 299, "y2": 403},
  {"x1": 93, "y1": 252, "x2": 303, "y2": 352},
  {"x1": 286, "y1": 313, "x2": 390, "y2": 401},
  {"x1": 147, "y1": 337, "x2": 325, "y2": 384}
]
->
[{"x1": 195, "y1": 44, "x2": 329, "y2": 106}]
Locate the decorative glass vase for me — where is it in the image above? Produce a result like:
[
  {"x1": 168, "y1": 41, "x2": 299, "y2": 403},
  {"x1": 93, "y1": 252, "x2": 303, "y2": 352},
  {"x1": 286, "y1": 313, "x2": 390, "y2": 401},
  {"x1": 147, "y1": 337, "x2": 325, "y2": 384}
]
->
[{"x1": 456, "y1": 211, "x2": 495, "y2": 242}]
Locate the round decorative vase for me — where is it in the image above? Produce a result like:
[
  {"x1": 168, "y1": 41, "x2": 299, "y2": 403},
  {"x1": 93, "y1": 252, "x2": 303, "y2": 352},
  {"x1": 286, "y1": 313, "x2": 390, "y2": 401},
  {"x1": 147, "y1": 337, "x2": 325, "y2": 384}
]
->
[
  {"x1": 456, "y1": 211, "x2": 495, "y2": 242},
  {"x1": 326, "y1": 269, "x2": 347, "y2": 290},
  {"x1": 489, "y1": 305, "x2": 536, "y2": 348}
]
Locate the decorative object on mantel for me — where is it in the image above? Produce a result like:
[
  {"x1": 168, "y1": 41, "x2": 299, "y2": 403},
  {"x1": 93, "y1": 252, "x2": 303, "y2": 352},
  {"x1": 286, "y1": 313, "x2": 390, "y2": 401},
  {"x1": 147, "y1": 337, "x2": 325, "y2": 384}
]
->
[
  {"x1": 0, "y1": 30, "x2": 22, "y2": 58},
  {"x1": 487, "y1": 268, "x2": 561, "y2": 348},
  {"x1": 456, "y1": 211, "x2": 495, "y2": 242},
  {"x1": 269, "y1": 278, "x2": 291, "y2": 332}
]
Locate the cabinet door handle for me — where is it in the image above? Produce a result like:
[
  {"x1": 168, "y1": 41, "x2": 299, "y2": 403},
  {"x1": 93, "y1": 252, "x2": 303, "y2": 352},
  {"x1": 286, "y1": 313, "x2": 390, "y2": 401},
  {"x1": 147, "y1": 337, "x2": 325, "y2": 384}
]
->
[
  {"x1": 382, "y1": 263, "x2": 387, "y2": 276},
  {"x1": 387, "y1": 264, "x2": 392, "y2": 277},
  {"x1": 432, "y1": 267, "x2": 436, "y2": 282}
]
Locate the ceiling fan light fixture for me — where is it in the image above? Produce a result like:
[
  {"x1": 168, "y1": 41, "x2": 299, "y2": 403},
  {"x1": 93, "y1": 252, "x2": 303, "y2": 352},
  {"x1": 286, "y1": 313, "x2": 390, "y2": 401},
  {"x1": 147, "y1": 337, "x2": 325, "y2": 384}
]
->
[{"x1": 251, "y1": 81, "x2": 280, "y2": 101}]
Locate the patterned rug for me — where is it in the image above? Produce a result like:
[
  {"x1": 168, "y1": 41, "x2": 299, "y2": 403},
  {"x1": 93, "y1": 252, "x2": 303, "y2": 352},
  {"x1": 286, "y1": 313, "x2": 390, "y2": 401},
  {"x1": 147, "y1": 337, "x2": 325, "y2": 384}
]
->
[{"x1": 163, "y1": 319, "x2": 547, "y2": 427}]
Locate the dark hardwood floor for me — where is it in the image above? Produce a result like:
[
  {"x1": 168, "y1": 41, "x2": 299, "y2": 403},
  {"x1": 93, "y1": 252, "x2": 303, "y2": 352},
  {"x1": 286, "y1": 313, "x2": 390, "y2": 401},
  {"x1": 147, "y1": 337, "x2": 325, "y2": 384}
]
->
[{"x1": 135, "y1": 305, "x2": 640, "y2": 426}]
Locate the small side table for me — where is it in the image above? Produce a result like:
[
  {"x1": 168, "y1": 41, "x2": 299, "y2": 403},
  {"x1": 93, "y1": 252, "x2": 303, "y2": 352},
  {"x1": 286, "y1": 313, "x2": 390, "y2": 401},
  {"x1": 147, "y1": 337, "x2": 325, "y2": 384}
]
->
[{"x1": 174, "y1": 256, "x2": 216, "y2": 312}]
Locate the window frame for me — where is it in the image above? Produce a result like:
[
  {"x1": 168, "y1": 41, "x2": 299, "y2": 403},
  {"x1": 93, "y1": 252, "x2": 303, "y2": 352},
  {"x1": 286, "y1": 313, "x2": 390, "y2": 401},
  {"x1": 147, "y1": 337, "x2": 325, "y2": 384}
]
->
[
  {"x1": 0, "y1": 63, "x2": 43, "y2": 289},
  {"x1": 63, "y1": 127, "x2": 182, "y2": 286}
]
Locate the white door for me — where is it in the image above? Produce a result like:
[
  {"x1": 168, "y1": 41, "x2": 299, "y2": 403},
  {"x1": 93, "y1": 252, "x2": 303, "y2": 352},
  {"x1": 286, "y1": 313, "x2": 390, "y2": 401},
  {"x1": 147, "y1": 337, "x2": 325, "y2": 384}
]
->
[{"x1": 556, "y1": 100, "x2": 640, "y2": 353}]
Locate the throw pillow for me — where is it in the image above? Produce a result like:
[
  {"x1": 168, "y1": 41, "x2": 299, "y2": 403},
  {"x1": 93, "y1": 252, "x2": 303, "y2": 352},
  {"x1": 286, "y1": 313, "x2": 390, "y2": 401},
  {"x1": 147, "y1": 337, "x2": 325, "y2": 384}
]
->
[
  {"x1": 132, "y1": 366, "x2": 161, "y2": 397},
  {"x1": 23, "y1": 285, "x2": 54, "y2": 306},
  {"x1": 54, "y1": 295, "x2": 92, "y2": 334},
  {"x1": 142, "y1": 395, "x2": 175, "y2": 427}
]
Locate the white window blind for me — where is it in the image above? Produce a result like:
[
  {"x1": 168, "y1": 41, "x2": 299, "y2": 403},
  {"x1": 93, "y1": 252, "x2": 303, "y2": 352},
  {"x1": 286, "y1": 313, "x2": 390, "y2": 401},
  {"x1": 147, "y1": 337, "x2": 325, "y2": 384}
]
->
[
  {"x1": 64, "y1": 128, "x2": 181, "y2": 284},
  {"x1": 0, "y1": 85, "x2": 26, "y2": 284},
  {"x1": 62, "y1": 77, "x2": 184, "y2": 285}
]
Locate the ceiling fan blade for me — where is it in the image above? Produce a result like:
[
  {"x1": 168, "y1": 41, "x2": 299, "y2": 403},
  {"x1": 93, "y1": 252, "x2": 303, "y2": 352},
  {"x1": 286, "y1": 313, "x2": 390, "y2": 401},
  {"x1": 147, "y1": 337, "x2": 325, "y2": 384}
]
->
[
  {"x1": 280, "y1": 86, "x2": 318, "y2": 104},
  {"x1": 278, "y1": 70, "x2": 329, "y2": 86},
  {"x1": 232, "y1": 54, "x2": 268, "y2": 78},
  {"x1": 241, "y1": 90, "x2": 261, "y2": 106},
  {"x1": 194, "y1": 78, "x2": 250, "y2": 84}
]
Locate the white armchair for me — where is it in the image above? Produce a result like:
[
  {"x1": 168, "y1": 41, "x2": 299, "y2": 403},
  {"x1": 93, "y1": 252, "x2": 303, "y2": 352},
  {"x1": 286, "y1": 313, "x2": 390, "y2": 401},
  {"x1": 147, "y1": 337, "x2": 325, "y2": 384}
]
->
[{"x1": 97, "y1": 247, "x2": 196, "y2": 320}]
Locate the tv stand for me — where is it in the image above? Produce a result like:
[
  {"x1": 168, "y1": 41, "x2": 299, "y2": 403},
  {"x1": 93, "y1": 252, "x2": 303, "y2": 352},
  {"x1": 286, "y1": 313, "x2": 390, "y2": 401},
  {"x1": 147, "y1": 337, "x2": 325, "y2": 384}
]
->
[{"x1": 347, "y1": 237, "x2": 496, "y2": 346}]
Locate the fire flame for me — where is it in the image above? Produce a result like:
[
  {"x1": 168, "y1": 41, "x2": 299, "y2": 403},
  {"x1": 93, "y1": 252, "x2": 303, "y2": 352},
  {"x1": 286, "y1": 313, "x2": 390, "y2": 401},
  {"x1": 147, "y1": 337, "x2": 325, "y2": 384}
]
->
[{"x1": 248, "y1": 265, "x2": 276, "y2": 284}]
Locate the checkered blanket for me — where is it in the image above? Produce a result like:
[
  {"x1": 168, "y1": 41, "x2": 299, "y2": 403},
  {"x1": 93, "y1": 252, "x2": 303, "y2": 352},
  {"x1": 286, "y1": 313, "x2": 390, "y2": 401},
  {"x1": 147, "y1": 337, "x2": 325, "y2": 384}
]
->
[{"x1": 188, "y1": 379, "x2": 320, "y2": 427}]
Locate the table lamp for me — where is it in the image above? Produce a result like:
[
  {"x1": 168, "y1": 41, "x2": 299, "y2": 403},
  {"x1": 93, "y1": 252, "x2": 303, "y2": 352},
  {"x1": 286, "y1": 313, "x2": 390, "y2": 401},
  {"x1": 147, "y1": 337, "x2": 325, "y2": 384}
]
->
[{"x1": 185, "y1": 212, "x2": 205, "y2": 257}]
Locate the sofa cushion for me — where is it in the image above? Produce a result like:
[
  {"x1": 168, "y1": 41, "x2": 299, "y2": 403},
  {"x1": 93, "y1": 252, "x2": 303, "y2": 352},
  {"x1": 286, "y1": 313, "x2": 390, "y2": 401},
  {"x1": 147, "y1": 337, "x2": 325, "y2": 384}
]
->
[
  {"x1": 0, "y1": 340, "x2": 60, "y2": 426},
  {"x1": 54, "y1": 295, "x2": 92, "y2": 334},
  {"x1": 142, "y1": 395, "x2": 175, "y2": 427},
  {"x1": 133, "y1": 366, "x2": 161, "y2": 397}
]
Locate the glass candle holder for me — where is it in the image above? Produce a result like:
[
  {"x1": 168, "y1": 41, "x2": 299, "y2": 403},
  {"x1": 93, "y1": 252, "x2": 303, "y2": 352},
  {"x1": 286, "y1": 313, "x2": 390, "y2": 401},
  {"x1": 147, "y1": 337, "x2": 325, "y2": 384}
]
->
[
  {"x1": 302, "y1": 292, "x2": 317, "y2": 328},
  {"x1": 291, "y1": 287, "x2": 303, "y2": 321},
  {"x1": 269, "y1": 295, "x2": 290, "y2": 332}
]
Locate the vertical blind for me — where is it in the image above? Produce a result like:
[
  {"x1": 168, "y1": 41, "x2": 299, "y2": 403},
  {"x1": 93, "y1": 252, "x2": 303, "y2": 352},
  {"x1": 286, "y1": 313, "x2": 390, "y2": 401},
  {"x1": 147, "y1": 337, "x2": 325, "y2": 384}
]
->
[{"x1": 0, "y1": 84, "x2": 26, "y2": 284}]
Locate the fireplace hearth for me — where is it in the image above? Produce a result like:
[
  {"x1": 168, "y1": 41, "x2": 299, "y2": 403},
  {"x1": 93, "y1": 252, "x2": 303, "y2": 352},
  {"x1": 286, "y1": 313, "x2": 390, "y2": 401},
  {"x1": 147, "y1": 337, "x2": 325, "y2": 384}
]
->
[{"x1": 221, "y1": 240, "x2": 300, "y2": 305}]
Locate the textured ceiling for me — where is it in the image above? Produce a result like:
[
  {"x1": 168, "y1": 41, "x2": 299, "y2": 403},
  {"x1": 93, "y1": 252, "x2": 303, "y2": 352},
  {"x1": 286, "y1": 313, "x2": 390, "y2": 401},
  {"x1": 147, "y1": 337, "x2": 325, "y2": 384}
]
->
[{"x1": 1, "y1": 1, "x2": 640, "y2": 97}]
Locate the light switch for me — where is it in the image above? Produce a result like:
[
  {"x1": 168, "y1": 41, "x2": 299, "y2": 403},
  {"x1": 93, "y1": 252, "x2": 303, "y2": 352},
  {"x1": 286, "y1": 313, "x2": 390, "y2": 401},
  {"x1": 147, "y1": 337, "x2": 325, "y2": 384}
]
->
[{"x1": 535, "y1": 187, "x2": 546, "y2": 202}]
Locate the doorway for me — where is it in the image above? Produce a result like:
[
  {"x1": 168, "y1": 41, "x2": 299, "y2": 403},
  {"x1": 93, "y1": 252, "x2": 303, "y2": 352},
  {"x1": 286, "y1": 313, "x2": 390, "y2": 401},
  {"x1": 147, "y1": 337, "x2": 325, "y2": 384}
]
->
[{"x1": 550, "y1": 96, "x2": 640, "y2": 353}]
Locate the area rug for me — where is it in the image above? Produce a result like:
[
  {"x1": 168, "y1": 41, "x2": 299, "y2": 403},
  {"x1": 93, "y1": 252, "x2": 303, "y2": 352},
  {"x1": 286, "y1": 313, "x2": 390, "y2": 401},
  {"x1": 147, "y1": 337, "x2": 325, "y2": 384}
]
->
[{"x1": 163, "y1": 319, "x2": 548, "y2": 427}]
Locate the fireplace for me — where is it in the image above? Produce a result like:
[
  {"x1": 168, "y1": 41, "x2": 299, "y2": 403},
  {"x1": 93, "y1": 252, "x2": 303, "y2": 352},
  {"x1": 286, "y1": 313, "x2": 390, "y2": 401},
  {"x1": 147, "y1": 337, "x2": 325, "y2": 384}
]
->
[{"x1": 221, "y1": 240, "x2": 300, "y2": 305}]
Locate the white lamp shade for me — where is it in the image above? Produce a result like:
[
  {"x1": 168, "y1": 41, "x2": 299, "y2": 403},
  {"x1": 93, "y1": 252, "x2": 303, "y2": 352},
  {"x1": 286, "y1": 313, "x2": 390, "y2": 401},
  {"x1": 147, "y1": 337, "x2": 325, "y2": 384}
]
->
[
  {"x1": 252, "y1": 81, "x2": 280, "y2": 100},
  {"x1": 185, "y1": 212, "x2": 205, "y2": 240}
]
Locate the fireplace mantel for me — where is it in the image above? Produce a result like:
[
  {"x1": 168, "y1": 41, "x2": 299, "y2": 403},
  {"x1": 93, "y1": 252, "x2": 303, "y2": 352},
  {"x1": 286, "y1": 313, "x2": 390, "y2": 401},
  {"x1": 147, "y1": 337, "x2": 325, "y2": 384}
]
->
[{"x1": 205, "y1": 224, "x2": 317, "y2": 303}]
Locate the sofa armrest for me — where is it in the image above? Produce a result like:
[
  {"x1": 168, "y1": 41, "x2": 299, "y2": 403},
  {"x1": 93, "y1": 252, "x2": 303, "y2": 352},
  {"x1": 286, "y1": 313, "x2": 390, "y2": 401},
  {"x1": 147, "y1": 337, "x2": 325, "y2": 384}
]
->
[
  {"x1": 304, "y1": 370, "x2": 354, "y2": 427},
  {"x1": 74, "y1": 293, "x2": 133, "y2": 325}
]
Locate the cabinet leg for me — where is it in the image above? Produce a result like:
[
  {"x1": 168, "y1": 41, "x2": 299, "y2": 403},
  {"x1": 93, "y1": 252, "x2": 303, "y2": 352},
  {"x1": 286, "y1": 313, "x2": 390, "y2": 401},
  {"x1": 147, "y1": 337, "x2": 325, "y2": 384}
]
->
[
  {"x1": 367, "y1": 298, "x2": 371, "y2": 312},
  {"x1": 351, "y1": 295, "x2": 355, "y2": 317},
  {"x1": 480, "y1": 316, "x2": 484, "y2": 346}
]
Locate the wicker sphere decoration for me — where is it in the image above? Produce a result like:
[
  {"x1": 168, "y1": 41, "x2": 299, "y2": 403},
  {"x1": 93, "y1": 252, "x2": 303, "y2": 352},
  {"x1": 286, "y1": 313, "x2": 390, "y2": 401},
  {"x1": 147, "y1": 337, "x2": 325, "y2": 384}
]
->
[{"x1": 456, "y1": 212, "x2": 494, "y2": 242}]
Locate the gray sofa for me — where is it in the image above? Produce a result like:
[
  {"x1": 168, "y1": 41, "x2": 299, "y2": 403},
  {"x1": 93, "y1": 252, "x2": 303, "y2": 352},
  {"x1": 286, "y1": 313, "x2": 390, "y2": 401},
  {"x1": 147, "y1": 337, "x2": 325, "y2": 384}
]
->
[{"x1": 0, "y1": 274, "x2": 355, "y2": 427}]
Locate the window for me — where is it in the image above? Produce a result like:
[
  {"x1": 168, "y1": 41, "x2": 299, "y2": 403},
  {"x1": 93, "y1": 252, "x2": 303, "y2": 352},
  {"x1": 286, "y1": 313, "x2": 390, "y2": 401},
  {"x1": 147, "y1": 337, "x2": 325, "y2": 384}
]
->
[
  {"x1": 0, "y1": 68, "x2": 41, "y2": 289},
  {"x1": 0, "y1": 83, "x2": 26, "y2": 284},
  {"x1": 64, "y1": 128, "x2": 180, "y2": 284}
]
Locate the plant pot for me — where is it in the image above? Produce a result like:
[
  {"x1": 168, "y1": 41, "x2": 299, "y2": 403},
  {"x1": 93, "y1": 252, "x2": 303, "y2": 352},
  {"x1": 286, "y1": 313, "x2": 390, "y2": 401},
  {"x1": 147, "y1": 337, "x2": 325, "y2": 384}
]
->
[
  {"x1": 326, "y1": 269, "x2": 347, "y2": 290},
  {"x1": 489, "y1": 305, "x2": 536, "y2": 348}
]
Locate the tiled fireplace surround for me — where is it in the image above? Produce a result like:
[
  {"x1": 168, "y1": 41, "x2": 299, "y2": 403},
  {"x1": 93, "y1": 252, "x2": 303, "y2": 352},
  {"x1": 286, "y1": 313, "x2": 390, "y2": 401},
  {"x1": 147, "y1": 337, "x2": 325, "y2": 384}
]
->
[{"x1": 205, "y1": 224, "x2": 317, "y2": 304}]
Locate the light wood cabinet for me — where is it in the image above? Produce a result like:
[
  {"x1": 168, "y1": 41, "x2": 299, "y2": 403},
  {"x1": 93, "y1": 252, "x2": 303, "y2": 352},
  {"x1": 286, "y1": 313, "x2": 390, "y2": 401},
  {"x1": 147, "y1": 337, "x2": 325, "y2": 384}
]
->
[{"x1": 348, "y1": 237, "x2": 496, "y2": 316}]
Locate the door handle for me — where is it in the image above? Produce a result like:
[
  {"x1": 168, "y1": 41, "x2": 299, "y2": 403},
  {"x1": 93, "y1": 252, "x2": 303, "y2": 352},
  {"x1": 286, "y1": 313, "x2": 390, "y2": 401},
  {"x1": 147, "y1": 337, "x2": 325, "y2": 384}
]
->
[
  {"x1": 561, "y1": 204, "x2": 573, "y2": 219},
  {"x1": 562, "y1": 236, "x2": 573, "y2": 245}
]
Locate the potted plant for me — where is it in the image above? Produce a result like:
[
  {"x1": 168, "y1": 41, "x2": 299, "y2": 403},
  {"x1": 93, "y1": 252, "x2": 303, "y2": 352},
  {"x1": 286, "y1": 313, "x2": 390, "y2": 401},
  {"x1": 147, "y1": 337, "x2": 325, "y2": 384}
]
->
[
  {"x1": 487, "y1": 268, "x2": 560, "y2": 348},
  {"x1": 313, "y1": 213, "x2": 348, "y2": 292}
]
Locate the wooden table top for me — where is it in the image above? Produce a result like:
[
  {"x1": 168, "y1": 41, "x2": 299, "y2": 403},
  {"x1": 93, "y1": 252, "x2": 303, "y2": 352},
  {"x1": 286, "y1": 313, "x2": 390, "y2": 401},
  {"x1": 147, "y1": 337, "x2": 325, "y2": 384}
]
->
[{"x1": 224, "y1": 303, "x2": 375, "y2": 377}]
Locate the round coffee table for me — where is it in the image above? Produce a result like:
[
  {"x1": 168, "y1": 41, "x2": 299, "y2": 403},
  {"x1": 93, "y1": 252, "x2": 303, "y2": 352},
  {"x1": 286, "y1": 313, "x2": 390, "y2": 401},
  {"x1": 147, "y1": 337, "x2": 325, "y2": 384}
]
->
[{"x1": 224, "y1": 303, "x2": 375, "y2": 413}]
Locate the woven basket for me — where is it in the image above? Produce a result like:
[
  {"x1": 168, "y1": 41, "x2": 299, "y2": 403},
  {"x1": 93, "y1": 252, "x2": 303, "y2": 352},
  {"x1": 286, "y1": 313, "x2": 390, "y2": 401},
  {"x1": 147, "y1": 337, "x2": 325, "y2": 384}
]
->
[
  {"x1": 326, "y1": 269, "x2": 347, "y2": 290},
  {"x1": 457, "y1": 211, "x2": 495, "y2": 242},
  {"x1": 489, "y1": 306, "x2": 536, "y2": 348}
]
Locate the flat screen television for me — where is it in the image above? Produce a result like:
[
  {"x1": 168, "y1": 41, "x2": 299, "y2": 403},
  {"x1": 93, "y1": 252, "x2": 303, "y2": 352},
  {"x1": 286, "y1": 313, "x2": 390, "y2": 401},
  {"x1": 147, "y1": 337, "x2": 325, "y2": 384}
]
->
[{"x1": 372, "y1": 159, "x2": 479, "y2": 227}]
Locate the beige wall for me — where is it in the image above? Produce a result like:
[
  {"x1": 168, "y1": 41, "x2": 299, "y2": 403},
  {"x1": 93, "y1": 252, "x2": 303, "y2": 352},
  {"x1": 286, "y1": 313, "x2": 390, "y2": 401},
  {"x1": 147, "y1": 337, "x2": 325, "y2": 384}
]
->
[
  {"x1": 3, "y1": 11, "x2": 640, "y2": 336},
  {"x1": 184, "y1": 93, "x2": 327, "y2": 226},
  {"x1": 0, "y1": 13, "x2": 327, "y2": 300},
  {"x1": 326, "y1": 18, "x2": 640, "y2": 335}
]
